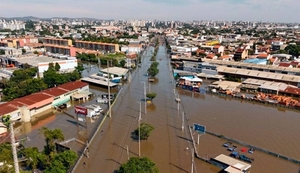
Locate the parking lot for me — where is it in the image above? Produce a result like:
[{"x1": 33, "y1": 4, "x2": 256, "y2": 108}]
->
[{"x1": 16, "y1": 88, "x2": 110, "y2": 155}]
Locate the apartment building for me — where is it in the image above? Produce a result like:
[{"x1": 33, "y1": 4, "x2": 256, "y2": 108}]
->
[
  {"x1": 74, "y1": 40, "x2": 119, "y2": 53},
  {"x1": 43, "y1": 38, "x2": 72, "y2": 47},
  {"x1": 43, "y1": 37, "x2": 119, "y2": 56},
  {"x1": 44, "y1": 44, "x2": 77, "y2": 57}
]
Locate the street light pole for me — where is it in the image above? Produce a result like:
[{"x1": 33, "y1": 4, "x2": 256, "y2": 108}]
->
[
  {"x1": 107, "y1": 60, "x2": 111, "y2": 118},
  {"x1": 142, "y1": 81, "x2": 147, "y2": 115},
  {"x1": 138, "y1": 101, "x2": 142, "y2": 157},
  {"x1": 191, "y1": 148, "x2": 194, "y2": 173}
]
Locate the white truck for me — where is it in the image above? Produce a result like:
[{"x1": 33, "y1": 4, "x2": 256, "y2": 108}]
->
[
  {"x1": 84, "y1": 105, "x2": 98, "y2": 117},
  {"x1": 91, "y1": 104, "x2": 103, "y2": 113}
]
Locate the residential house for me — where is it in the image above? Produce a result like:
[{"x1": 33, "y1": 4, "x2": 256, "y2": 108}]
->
[
  {"x1": 212, "y1": 45, "x2": 224, "y2": 54},
  {"x1": 233, "y1": 46, "x2": 248, "y2": 61}
]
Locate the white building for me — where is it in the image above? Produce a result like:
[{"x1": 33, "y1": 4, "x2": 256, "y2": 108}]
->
[
  {"x1": 0, "y1": 20, "x2": 25, "y2": 30},
  {"x1": 121, "y1": 45, "x2": 142, "y2": 54},
  {"x1": 38, "y1": 59, "x2": 78, "y2": 77}
]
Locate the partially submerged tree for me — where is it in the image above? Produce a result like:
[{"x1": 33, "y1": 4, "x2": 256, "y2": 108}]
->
[
  {"x1": 134, "y1": 123, "x2": 154, "y2": 140},
  {"x1": 146, "y1": 92, "x2": 157, "y2": 101},
  {"x1": 119, "y1": 157, "x2": 159, "y2": 173}
]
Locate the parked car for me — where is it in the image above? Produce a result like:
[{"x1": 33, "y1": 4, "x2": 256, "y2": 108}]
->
[
  {"x1": 248, "y1": 148, "x2": 255, "y2": 154},
  {"x1": 239, "y1": 155, "x2": 252, "y2": 163},
  {"x1": 223, "y1": 142, "x2": 232, "y2": 148},
  {"x1": 230, "y1": 151, "x2": 239, "y2": 158},
  {"x1": 227, "y1": 145, "x2": 237, "y2": 152}
]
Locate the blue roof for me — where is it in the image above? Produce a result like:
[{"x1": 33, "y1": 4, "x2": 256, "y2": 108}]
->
[{"x1": 243, "y1": 58, "x2": 267, "y2": 64}]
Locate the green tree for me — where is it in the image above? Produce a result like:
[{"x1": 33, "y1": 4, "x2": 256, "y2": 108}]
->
[
  {"x1": 120, "y1": 59, "x2": 126, "y2": 67},
  {"x1": 75, "y1": 62, "x2": 84, "y2": 73},
  {"x1": 147, "y1": 67, "x2": 159, "y2": 77},
  {"x1": 0, "y1": 143, "x2": 13, "y2": 164},
  {"x1": 55, "y1": 62, "x2": 61, "y2": 72},
  {"x1": 44, "y1": 159, "x2": 66, "y2": 173},
  {"x1": 118, "y1": 157, "x2": 159, "y2": 173},
  {"x1": 146, "y1": 92, "x2": 157, "y2": 101},
  {"x1": 43, "y1": 69, "x2": 67, "y2": 88},
  {"x1": 22, "y1": 48, "x2": 26, "y2": 54},
  {"x1": 22, "y1": 147, "x2": 48, "y2": 170},
  {"x1": 134, "y1": 123, "x2": 154, "y2": 140},
  {"x1": 0, "y1": 50, "x2": 5, "y2": 55},
  {"x1": 284, "y1": 44, "x2": 300, "y2": 57},
  {"x1": 39, "y1": 127, "x2": 64, "y2": 155},
  {"x1": 54, "y1": 150, "x2": 78, "y2": 169}
]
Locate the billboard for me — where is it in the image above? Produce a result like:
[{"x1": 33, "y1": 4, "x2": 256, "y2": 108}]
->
[{"x1": 75, "y1": 106, "x2": 88, "y2": 115}]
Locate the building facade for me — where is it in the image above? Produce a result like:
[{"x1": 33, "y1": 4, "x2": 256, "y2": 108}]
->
[{"x1": 0, "y1": 81, "x2": 89, "y2": 134}]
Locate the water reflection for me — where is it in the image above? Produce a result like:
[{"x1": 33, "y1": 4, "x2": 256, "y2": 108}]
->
[{"x1": 147, "y1": 103, "x2": 156, "y2": 112}]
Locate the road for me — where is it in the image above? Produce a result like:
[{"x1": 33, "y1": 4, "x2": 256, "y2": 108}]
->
[{"x1": 74, "y1": 38, "x2": 195, "y2": 173}]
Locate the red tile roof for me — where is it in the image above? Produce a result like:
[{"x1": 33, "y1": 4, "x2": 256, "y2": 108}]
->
[
  {"x1": 13, "y1": 93, "x2": 52, "y2": 106},
  {"x1": 213, "y1": 45, "x2": 221, "y2": 49},
  {"x1": 282, "y1": 87, "x2": 300, "y2": 96},
  {"x1": 278, "y1": 63, "x2": 291, "y2": 67},
  {"x1": 257, "y1": 53, "x2": 268, "y2": 59},
  {"x1": 236, "y1": 47, "x2": 246, "y2": 53},
  {"x1": 219, "y1": 55, "x2": 231, "y2": 59},
  {"x1": 41, "y1": 87, "x2": 68, "y2": 97},
  {"x1": 0, "y1": 103, "x2": 18, "y2": 115},
  {"x1": 206, "y1": 53, "x2": 215, "y2": 59},
  {"x1": 58, "y1": 81, "x2": 88, "y2": 91}
]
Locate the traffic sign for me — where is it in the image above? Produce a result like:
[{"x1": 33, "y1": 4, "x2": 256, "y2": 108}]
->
[{"x1": 193, "y1": 123, "x2": 206, "y2": 134}]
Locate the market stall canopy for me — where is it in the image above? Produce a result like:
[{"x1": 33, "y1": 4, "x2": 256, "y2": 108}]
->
[{"x1": 190, "y1": 77, "x2": 203, "y2": 82}]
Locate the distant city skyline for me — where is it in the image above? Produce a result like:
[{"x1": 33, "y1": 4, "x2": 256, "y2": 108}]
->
[{"x1": 1, "y1": 0, "x2": 300, "y2": 23}]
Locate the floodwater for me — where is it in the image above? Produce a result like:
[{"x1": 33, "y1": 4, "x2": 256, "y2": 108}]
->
[
  {"x1": 75, "y1": 38, "x2": 299, "y2": 173},
  {"x1": 9, "y1": 36, "x2": 298, "y2": 173}
]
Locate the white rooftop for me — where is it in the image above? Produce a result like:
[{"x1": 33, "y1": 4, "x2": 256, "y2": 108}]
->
[
  {"x1": 213, "y1": 154, "x2": 251, "y2": 171},
  {"x1": 10, "y1": 56, "x2": 72, "y2": 67},
  {"x1": 100, "y1": 67, "x2": 128, "y2": 76}
]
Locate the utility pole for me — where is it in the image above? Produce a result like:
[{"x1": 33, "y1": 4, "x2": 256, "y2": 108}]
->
[
  {"x1": 142, "y1": 81, "x2": 147, "y2": 115},
  {"x1": 107, "y1": 60, "x2": 111, "y2": 117},
  {"x1": 191, "y1": 148, "x2": 194, "y2": 173},
  {"x1": 138, "y1": 101, "x2": 142, "y2": 157},
  {"x1": 181, "y1": 112, "x2": 184, "y2": 131},
  {"x1": 148, "y1": 80, "x2": 151, "y2": 93},
  {"x1": 177, "y1": 92, "x2": 180, "y2": 111},
  {"x1": 126, "y1": 145, "x2": 129, "y2": 161},
  {"x1": 10, "y1": 123, "x2": 19, "y2": 173}
]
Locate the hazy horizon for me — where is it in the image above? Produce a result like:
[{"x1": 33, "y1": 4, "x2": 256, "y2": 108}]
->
[{"x1": 1, "y1": 0, "x2": 300, "y2": 23}]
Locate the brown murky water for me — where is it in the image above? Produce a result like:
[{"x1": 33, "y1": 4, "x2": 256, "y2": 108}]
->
[{"x1": 73, "y1": 39, "x2": 300, "y2": 173}]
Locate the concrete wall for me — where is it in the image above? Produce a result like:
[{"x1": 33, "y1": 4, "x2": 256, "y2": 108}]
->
[{"x1": 30, "y1": 103, "x2": 52, "y2": 118}]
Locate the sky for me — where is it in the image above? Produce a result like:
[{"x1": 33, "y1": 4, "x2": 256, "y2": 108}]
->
[{"x1": 1, "y1": 0, "x2": 300, "y2": 23}]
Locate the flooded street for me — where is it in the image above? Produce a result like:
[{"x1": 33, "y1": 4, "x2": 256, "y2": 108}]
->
[
  {"x1": 73, "y1": 41, "x2": 300, "y2": 173},
  {"x1": 18, "y1": 37, "x2": 299, "y2": 173}
]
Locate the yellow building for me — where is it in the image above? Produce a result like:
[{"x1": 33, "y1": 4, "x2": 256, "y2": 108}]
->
[{"x1": 206, "y1": 40, "x2": 219, "y2": 46}]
